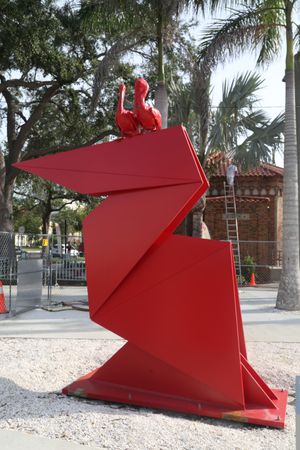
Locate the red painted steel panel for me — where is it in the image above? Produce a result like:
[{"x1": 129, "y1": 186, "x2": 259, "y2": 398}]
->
[
  {"x1": 83, "y1": 184, "x2": 202, "y2": 315},
  {"x1": 97, "y1": 236, "x2": 245, "y2": 408},
  {"x1": 14, "y1": 126, "x2": 204, "y2": 195},
  {"x1": 14, "y1": 125, "x2": 287, "y2": 428}
]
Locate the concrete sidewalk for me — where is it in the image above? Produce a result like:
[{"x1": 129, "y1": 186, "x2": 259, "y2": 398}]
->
[
  {"x1": 240, "y1": 287, "x2": 300, "y2": 342},
  {"x1": 1, "y1": 285, "x2": 300, "y2": 342},
  {"x1": 0, "y1": 429, "x2": 100, "y2": 450}
]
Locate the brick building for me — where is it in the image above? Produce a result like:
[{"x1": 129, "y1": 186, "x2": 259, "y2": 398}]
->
[{"x1": 204, "y1": 161, "x2": 283, "y2": 271}]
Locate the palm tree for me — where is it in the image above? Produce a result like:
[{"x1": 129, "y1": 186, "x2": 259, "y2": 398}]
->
[
  {"x1": 198, "y1": 0, "x2": 300, "y2": 310},
  {"x1": 169, "y1": 71, "x2": 284, "y2": 236},
  {"x1": 207, "y1": 72, "x2": 284, "y2": 168}
]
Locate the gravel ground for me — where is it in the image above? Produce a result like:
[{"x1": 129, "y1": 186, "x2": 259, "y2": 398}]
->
[{"x1": 0, "y1": 338, "x2": 298, "y2": 450}]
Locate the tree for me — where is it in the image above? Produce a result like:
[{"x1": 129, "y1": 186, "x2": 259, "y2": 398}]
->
[
  {"x1": 88, "y1": 1, "x2": 246, "y2": 128},
  {"x1": 55, "y1": 198, "x2": 100, "y2": 235},
  {"x1": 0, "y1": 0, "x2": 137, "y2": 235},
  {"x1": 198, "y1": 0, "x2": 300, "y2": 310},
  {"x1": 14, "y1": 176, "x2": 89, "y2": 234},
  {"x1": 13, "y1": 196, "x2": 42, "y2": 235},
  {"x1": 207, "y1": 72, "x2": 284, "y2": 168}
]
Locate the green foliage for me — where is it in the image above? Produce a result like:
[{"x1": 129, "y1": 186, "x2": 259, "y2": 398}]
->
[
  {"x1": 242, "y1": 255, "x2": 256, "y2": 282},
  {"x1": 168, "y1": 68, "x2": 283, "y2": 171},
  {"x1": 207, "y1": 72, "x2": 284, "y2": 170},
  {"x1": 55, "y1": 198, "x2": 102, "y2": 234},
  {"x1": 0, "y1": 0, "x2": 98, "y2": 81},
  {"x1": 13, "y1": 197, "x2": 42, "y2": 234}
]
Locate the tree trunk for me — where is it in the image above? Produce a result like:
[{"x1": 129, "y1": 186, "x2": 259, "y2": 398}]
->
[
  {"x1": 0, "y1": 181, "x2": 14, "y2": 232},
  {"x1": 155, "y1": 82, "x2": 168, "y2": 129},
  {"x1": 42, "y1": 215, "x2": 50, "y2": 235},
  {"x1": 276, "y1": 3, "x2": 300, "y2": 310},
  {"x1": 155, "y1": 7, "x2": 168, "y2": 128},
  {"x1": 192, "y1": 194, "x2": 207, "y2": 238},
  {"x1": 0, "y1": 179, "x2": 15, "y2": 258},
  {"x1": 294, "y1": 51, "x2": 300, "y2": 262}
]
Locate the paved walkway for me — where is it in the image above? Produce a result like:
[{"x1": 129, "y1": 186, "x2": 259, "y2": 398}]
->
[
  {"x1": 1, "y1": 285, "x2": 300, "y2": 342},
  {"x1": 0, "y1": 429, "x2": 99, "y2": 450},
  {"x1": 240, "y1": 287, "x2": 300, "y2": 342}
]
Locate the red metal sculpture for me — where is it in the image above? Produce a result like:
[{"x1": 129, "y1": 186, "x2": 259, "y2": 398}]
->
[
  {"x1": 134, "y1": 78, "x2": 162, "y2": 132},
  {"x1": 14, "y1": 120, "x2": 287, "y2": 428},
  {"x1": 116, "y1": 78, "x2": 162, "y2": 136},
  {"x1": 115, "y1": 84, "x2": 140, "y2": 138}
]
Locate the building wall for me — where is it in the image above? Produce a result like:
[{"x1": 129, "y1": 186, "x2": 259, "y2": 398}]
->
[
  {"x1": 204, "y1": 173, "x2": 283, "y2": 268},
  {"x1": 207, "y1": 174, "x2": 283, "y2": 199},
  {"x1": 204, "y1": 198, "x2": 273, "y2": 242}
]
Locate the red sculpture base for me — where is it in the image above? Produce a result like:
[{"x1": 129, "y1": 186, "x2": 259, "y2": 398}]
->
[{"x1": 63, "y1": 343, "x2": 287, "y2": 429}]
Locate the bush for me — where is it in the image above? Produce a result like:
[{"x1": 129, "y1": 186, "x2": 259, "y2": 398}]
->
[{"x1": 242, "y1": 255, "x2": 256, "y2": 283}]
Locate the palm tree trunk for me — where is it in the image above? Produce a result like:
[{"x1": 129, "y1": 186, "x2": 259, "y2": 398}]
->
[
  {"x1": 192, "y1": 194, "x2": 206, "y2": 238},
  {"x1": 276, "y1": 1, "x2": 300, "y2": 310},
  {"x1": 154, "y1": 7, "x2": 168, "y2": 128},
  {"x1": 294, "y1": 50, "x2": 300, "y2": 262}
]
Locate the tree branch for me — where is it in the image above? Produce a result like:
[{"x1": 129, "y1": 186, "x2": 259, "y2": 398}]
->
[
  {"x1": 14, "y1": 189, "x2": 46, "y2": 205},
  {"x1": 0, "y1": 75, "x2": 17, "y2": 147},
  {"x1": 22, "y1": 128, "x2": 119, "y2": 160},
  {"x1": 53, "y1": 199, "x2": 78, "y2": 212},
  {"x1": 15, "y1": 83, "x2": 61, "y2": 155},
  {"x1": 0, "y1": 79, "x2": 57, "y2": 92}
]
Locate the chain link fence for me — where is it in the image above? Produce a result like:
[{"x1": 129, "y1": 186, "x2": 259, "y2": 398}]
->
[
  {"x1": 237, "y1": 240, "x2": 282, "y2": 285},
  {"x1": 0, "y1": 231, "x2": 282, "y2": 314},
  {"x1": 0, "y1": 232, "x2": 85, "y2": 314}
]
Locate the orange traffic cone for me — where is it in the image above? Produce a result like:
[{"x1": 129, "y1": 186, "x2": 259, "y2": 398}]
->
[
  {"x1": 249, "y1": 272, "x2": 256, "y2": 287},
  {"x1": 0, "y1": 280, "x2": 7, "y2": 313}
]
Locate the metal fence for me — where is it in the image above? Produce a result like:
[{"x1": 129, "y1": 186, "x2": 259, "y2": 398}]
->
[
  {"x1": 0, "y1": 232, "x2": 85, "y2": 314},
  {"x1": 0, "y1": 231, "x2": 283, "y2": 314},
  {"x1": 237, "y1": 240, "x2": 282, "y2": 285}
]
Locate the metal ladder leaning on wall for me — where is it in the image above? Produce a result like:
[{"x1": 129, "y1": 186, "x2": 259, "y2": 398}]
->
[{"x1": 224, "y1": 182, "x2": 242, "y2": 285}]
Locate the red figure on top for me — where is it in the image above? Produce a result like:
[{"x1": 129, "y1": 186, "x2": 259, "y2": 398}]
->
[
  {"x1": 115, "y1": 78, "x2": 162, "y2": 137},
  {"x1": 134, "y1": 78, "x2": 162, "y2": 132},
  {"x1": 115, "y1": 84, "x2": 140, "y2": 138}
]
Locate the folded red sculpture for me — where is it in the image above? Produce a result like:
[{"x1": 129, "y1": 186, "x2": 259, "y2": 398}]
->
[{"x1": 14, "y1": 125, "x2": 287, "y2": 428}]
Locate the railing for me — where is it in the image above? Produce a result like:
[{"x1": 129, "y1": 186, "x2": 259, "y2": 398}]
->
[
  {"x1": 51, "y1": 259, "x2": 86, "y2": 284},
  {"x1": 235, "y1": 240, "x2": 282, "y2": 285},
  {"x1": 0, "y1": 231, "x2": 283, "y2": 314}
]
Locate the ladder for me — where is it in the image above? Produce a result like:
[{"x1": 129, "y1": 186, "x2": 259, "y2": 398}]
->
[{"x1": 224, "y1": 182, "x2": 242, "y2": 285}]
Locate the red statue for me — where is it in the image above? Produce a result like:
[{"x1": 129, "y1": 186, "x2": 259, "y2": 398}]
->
[
  {"x1": 115, "y1": 78, "x2": 162, "y2": 137},
  {"x1": 14, "y1": 125, "x2": 287, "y2": 429},
  {"x1": 134, "y1": 78, "x2": 162, "y2": 132},
  {"x1": 115, "y1": 84, "x2": 140, "y2": 138}
]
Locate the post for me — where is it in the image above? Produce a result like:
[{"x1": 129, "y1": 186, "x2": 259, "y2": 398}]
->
[
  {"x1": 64, "y1": 219, "x2": 67, "y2": 254},
  {"x1": 297, "y1": 376, "x2": 300, "y2": 449}
]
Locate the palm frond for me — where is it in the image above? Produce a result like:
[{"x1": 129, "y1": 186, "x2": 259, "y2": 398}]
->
[
  {"x1": 234, "y1": 112, "x2": 284, "y2": 169},
  {"x1": 198, "y1": 3, "x2": 284, "y2": 72},
  {"x1": 207, "y1": 71, "x2": 284, "y2": 168},
  {"x1": 168, "y1": 78, "x2": 193, "y2": 125},
  {"x1": 191, "y1": 63, "x2": 211, "y2": 156},
  {"x1": 78, "y1": 0, "x2": 147, "y2": 34},
  {"x1": 220, "y1": 72, "x2": 263, "y2": 111}
]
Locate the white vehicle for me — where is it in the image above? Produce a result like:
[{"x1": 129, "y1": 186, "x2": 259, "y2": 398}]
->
[{"x1": 51, "y1": 244, "x2": 79, "y2": 257}]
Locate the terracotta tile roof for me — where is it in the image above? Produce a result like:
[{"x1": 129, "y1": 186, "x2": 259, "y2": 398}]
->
[
  {"x1": 207, "y1": 152, "x2": 283, "y2": 177},
  {"x1": 206, "y1": 196, "x2": 270, "y2": 203}
]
